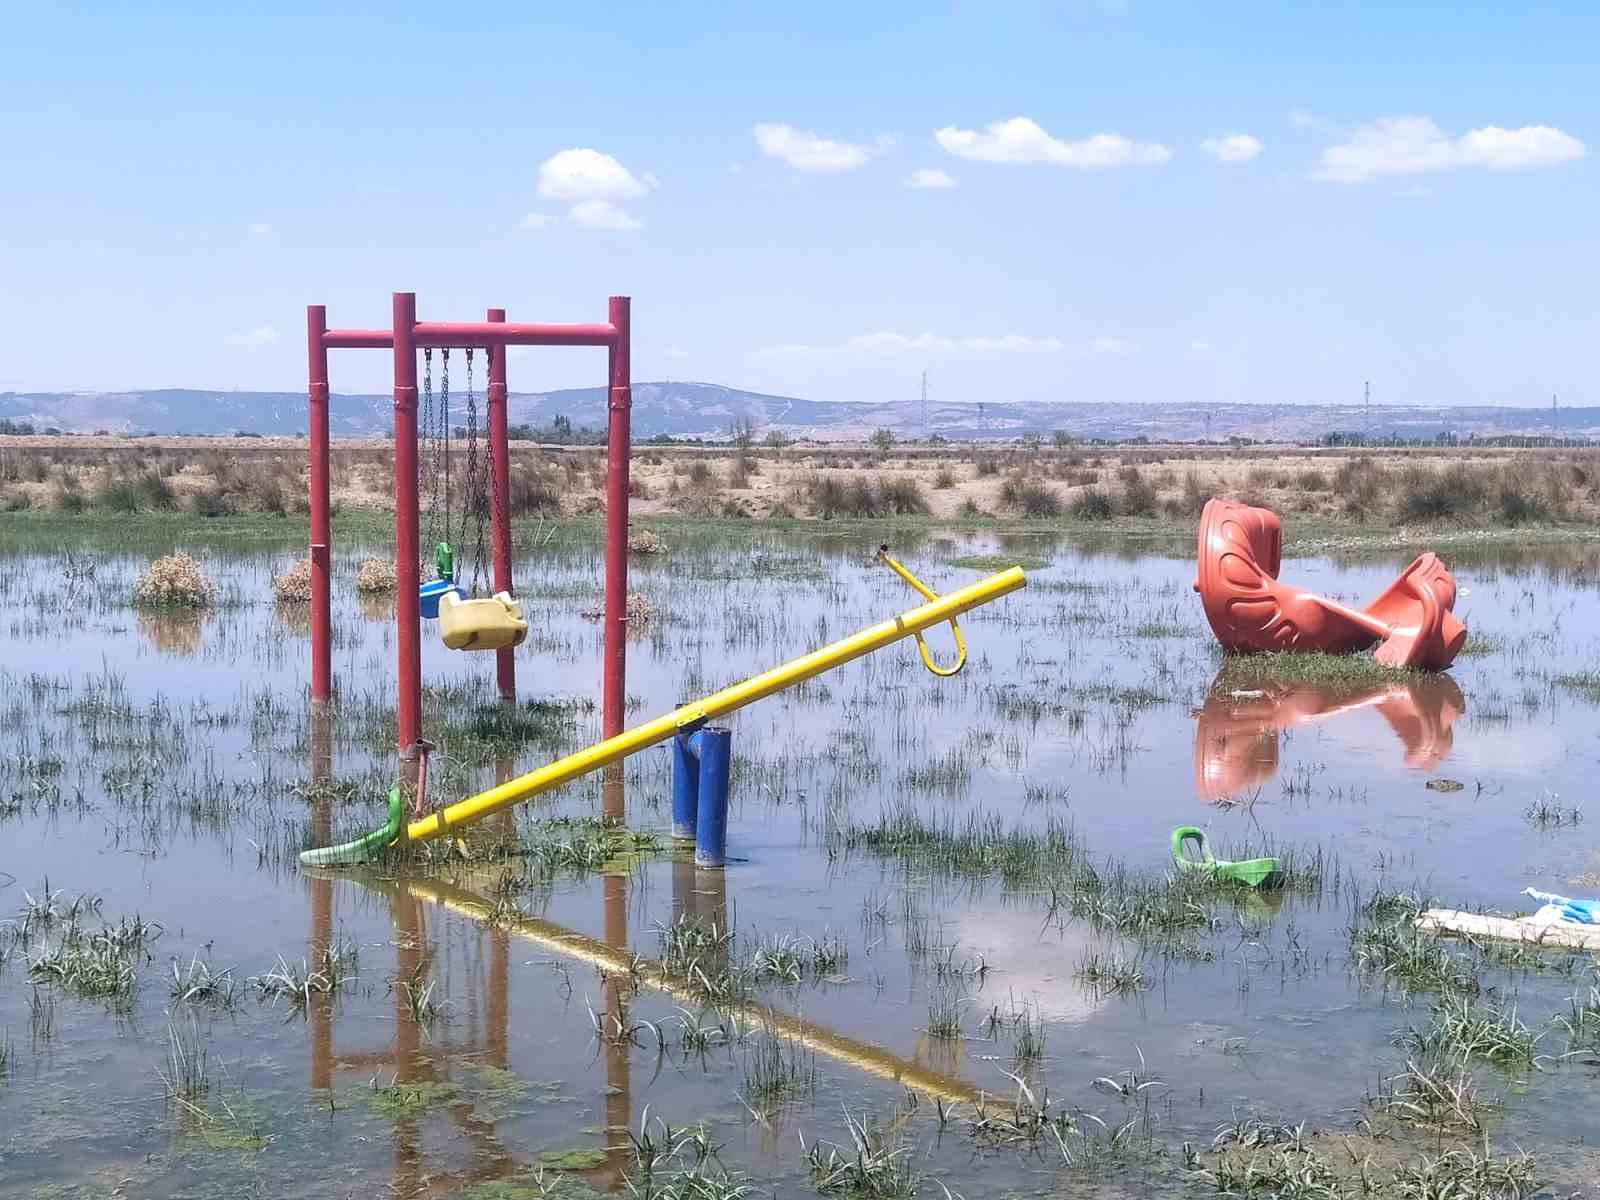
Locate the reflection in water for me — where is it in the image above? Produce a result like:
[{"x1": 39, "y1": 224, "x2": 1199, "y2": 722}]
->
[
  {"x1": 305, "y1": 713, "x2": 538, "y2": 1197},
  {"x1": 135, "y1": 608, "x2": 211, "y2": 656},
  {"x1": 1193, "y1": 671, "x2": 1467, "y2": 801},
  {"x1": 273, "y1": 599, "x2": 314, "y2": 640},
  {"x1": 359, "y1": 591, "x2": 394, "y2": 623}
]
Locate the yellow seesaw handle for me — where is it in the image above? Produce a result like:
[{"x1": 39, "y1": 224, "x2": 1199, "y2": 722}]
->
[{"x1": 876, "y1": 546, "x2": 967, "y2": 677}]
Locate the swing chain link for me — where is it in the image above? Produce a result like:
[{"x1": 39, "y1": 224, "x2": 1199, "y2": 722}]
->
[
  {"x1": 464, "y1": 348, "x2": 489, "y2": 595},
  {"x1": 421, "y1": 348, "x2": 440, "y2": 574},
  {"x1": 440, "y1": 348, "x2": 451, "y2": 558}
]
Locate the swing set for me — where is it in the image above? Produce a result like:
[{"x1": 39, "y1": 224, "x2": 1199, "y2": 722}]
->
[{"x1": 305, "y1": 293, "x2": 635, "y2": 756}]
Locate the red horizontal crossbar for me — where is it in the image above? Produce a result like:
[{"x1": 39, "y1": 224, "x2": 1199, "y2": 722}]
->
[{"x1": 322, "y1": 322, "x2": 617, "y2": 351}]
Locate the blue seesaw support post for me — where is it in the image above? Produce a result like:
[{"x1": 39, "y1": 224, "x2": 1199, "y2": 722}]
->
[
  {"x1": 694, "y1": 727, "x2": 732, "y2": 869},
  {"x1": 670, "y1": 726, "x2": 732, "y2": 868},
  {"x1": 671, "y1": 730, "x2": 700, "y2": 841}
]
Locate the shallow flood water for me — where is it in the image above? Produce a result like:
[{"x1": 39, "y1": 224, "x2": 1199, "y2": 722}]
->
[{"x1": 3, "y1": 522, "x2": 1600, "y2": 1197}]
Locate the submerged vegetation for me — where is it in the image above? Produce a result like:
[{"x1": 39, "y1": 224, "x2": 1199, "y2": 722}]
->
[{"x1": 1, "y1": 513, "x2": 1598, "y2": 1196}]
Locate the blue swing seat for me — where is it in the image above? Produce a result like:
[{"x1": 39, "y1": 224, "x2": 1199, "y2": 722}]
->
[{"x1": 419, "y1": 577, "x2": 466, "y2": 620}]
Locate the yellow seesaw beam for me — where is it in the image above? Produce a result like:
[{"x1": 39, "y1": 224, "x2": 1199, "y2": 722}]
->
[{"x1": 403, "y1": 565, "x2": 1025, "y2": 846}]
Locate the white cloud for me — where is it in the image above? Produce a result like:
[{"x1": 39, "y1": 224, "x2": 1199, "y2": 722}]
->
[
  {"x1": 1315, "y1": 116, "x2": 1585, "y2": 183},
  {"x1": 1088, "y1": 336, "x2": 1134, "y2": 356},
  {"x1": 537, "y1": 147, "x2": 653, "y2": 200},
  {"x1": 246, "y1": 222, "x2": 272, "y2": 236},
  {"x1": 519, "y1": 212, "x2": 553, "y2": 229},
  {"x1": 569, "y1": 198, "x2": 641, "y2": 231},
  {"x1": 536, "y1": 147, "x2": 654, "y2": 228},
  {"x1": 227, "y1": 326, "x2": 278, "y2": 348},
  {"x1": 935, "y1": 116, "x2": 1170, "y2": 168},
  {"x1": 905, "y1": 167, "x2": 956, "y2": 189},
  {"x1": 1200, "y1": 133, "x2": 1263, "y2": 163},
  {"x1": 1288, "y1": 108, "x2": 1322, "y2": 131},
  {"x1": 755, "y1": 331, "x2": 1068, "y2": 359},
  {"x1": 753, "y1": 122, "x2": 883, "y2": 170}
]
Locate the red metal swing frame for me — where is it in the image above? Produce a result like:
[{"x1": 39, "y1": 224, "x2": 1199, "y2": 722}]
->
[{"x1": 306, "y1": 292, "x2": 633, "y2": 751}]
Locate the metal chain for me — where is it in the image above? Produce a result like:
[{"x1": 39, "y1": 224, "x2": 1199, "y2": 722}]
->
[
  {"x1": 464, "y1": 349, "x2": 488, "y2": 595},
  {"x1": 421, "y1": 348, "x2": 440, "y2": 573},
  {"x1": 440, "y1": 349, "x2": 451, "y2": 563}
]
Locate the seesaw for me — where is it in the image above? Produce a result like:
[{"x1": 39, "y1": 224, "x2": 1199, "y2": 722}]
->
[{"x1": 301, "y1": 554, "x2": 1026, "y2": 867}]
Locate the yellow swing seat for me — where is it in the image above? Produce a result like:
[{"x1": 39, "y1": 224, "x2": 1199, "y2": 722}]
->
[{"x1": 438, "y1": 591, "x2": 528, "y2": 652}]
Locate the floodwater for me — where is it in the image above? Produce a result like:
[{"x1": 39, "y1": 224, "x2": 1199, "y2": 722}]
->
[{"x1": 2, "y1": 521, "x2": 1600, "y2": 1197}]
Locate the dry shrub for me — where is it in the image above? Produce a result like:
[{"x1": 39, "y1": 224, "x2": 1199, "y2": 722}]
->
[
  {"x1": 1117, "y1": 470, "x2": 1159, "y2": 517},
  {"x1": 356, "y1": 557, "x2": 397, "y2": 593},
  {"x1": 580, "y1": 592, "x2": 656, "y2": 625},
  {"x1": 1069, "y1": 487, "x2": 1114, "y2": 520},
  {"x1": 805, "y1": 474, "x2": 929, "y2": 517},
  {"x1": 877, "y1": 476, "x2": 930, "y2": 515},
  {"x1": 628, "y1": 528, "x2": 668, "y2": 555},
  {"x1": 999, "y1": 477, "x2": 1062, "y2": 518},
  {"x1": 933, "y1": 466, "x2": 958, "y2": 490},
  {"x1": 272, "y1": 557, "x2": 314, "y2": 602},
  {"x1": 508, "y1": 463, "x2": 562, "y2": 516},
  {"x1": 133, "y1": 552, "x2": 215, "y2": 609},
  {"x1": 1334, "y1": 457, "x2": 1383, "y2": 518},
  {"x1": 1396, "y1": 463, "x2": 1487, "y2": 523}
]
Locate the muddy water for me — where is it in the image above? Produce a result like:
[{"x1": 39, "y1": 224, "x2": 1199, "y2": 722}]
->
[{"x1": 2, "y1": 524, "x2": 1599, "y2": 1197}]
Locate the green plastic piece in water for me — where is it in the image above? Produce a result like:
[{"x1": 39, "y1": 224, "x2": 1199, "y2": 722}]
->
[
  {"x1": 1171, "y1": 826, "x2": 1279, "y2": 888},
  {"x1": 298, "y1": 787, "x2": 404, "y2": 867},
  {"x1": 435, "y1": 542, "x2": 454, "y2": 581}
]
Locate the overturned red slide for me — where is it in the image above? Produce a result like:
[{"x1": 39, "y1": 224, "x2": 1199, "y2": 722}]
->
[{"x1": 1194, "y1": 498, "x2": 1467, "y2": 670}]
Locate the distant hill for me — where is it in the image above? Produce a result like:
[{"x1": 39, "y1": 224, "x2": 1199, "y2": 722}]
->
[{"x1": 1, "y1": 382, "x2": 1594, "y2": 444}]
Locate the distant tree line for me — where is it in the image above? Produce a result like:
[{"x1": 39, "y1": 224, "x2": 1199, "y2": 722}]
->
[
  {"x1": 504, "y1": 414, "x2": 606, "y2": 445},
  {"x1": 0, "y1": 419, "x2": 36, "y2": 435}
]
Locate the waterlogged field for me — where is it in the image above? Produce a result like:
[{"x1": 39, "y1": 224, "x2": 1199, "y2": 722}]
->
[{"x1": 3, "y1": 518, "x2": 1600, "y2": 1198}]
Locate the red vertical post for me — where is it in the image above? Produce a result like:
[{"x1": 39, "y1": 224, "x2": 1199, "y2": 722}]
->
[
  {"x1": 307, "y1": 305, "x2": 333, "y2": 704},
  {"x1": 393, "y1": 292, "x2": 423, "y2": 751},
  {"x1": 602, "y1": 296, "x2": 632, "y2": 740},
  {"x1": 486, "y1": 308, "x2": 515, "y2": 702}
]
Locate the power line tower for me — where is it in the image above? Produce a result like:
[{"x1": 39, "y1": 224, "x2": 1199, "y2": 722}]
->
[
  {"x1": 921, "y1": 370, "x2": 929, "y2": 441},
  {"x1": 1553, "y1": 392, "x2": 1558, "y2": 441},
  {"x1": 1364, "y1": 380, "x2": 1371, "y2": 443}
]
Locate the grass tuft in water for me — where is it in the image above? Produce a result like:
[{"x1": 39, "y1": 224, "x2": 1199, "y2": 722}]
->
[
  {"x1": 250, "y1": 939, "x2": 358, "y2": 1012},
  {"x1": 169, "y1": 954, "x2": 238, "y2": 1010},
  {"x1": 804, "y1": 1109, "x2": 920, "y2": 1199}
]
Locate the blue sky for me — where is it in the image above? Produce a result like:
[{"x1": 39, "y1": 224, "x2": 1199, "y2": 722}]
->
[{"x1": 2, "y1": 2, "x2": 1594, "y2": 408}]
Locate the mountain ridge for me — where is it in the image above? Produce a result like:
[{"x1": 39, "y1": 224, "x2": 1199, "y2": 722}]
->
[{"x1": 2, "y1": 382, "x2": 1594, "y2": 443}]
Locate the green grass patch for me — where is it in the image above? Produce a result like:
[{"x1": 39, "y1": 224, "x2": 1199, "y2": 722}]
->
[
  {"x1": 947, "y1": 552, "x2": 1050, "y2": 572},
  {"x1": 538, "y1": 1147, "x2": 610, "y2": 1170},
  {"x1": 365, "y1": 1078, "x2": 460, "y2": 1118},
  {"x1": 1554, "y1": 671, "x2": 1600, "y2": 702},
  {"x1": 1217, "y1": 652, "x2": 1426, "y2": 688}
]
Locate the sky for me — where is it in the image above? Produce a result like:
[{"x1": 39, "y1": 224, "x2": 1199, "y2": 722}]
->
[{"x1": 1, "y1": 2, "x2": 1595, "y2": 409}]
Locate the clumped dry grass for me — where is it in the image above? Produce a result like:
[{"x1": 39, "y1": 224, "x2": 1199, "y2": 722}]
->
[
  {"x1": 271, "y1": 556, "x2": 313, "y2": 602},
  {"x1": 999, "y1": 477, "x2": 1062, "y2": 518},
  {"x1": 580, "y1": 592, "x2": 657, "y2": 625},
  {"x1": 132, "y1": 552, "x2": 215, "y2": 609},
  {"x1": 628, "y1": 528, "x2": 668, "y2": 555},
  {"x1": 805, "y1": 474, "x2": 929, "y2": 518},
  {"x1": 355, "y1": 557, "x2": 396, "y2": 594}
]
